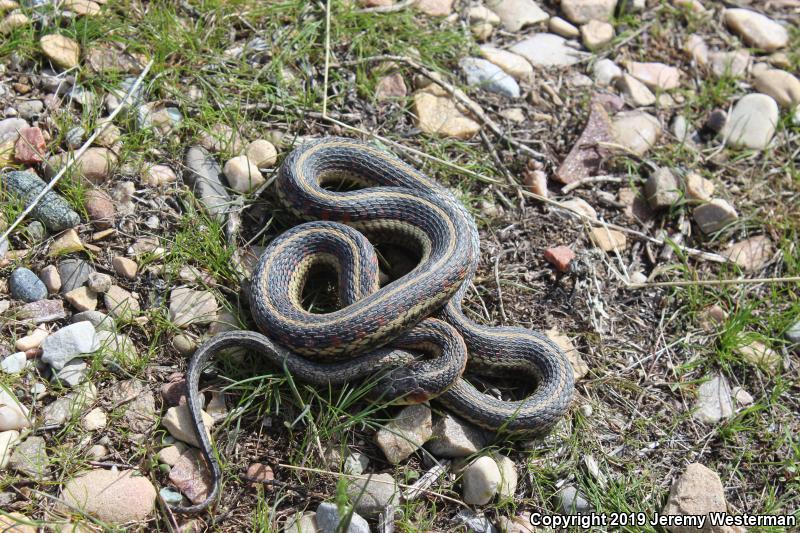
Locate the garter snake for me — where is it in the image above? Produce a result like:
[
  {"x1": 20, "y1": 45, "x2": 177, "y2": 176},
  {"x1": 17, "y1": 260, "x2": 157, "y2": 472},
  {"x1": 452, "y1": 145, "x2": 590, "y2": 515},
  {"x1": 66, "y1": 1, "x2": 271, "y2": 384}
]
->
[{"x1": 176, "y1": 137, "x2": 574, "y2": 513}]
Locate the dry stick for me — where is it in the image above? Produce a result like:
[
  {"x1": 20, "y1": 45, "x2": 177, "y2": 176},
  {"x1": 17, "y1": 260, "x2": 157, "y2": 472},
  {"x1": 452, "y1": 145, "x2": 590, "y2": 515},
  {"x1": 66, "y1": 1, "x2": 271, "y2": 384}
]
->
[
  {"x1": 357, "y1": 0, "x2": 417, "y2": 13},
  {"x1": 561, "y1": 175, "x2": 627, "y2": 194},
  {"x1": 0, "y1": 59, "x2": 155, "y2": 245},
  {"x1": 627, "y1": 276, "x2": 800, "y2": 289},
  {"x1": 322, "y1": 0, "x2": 332, "y2": 118}
]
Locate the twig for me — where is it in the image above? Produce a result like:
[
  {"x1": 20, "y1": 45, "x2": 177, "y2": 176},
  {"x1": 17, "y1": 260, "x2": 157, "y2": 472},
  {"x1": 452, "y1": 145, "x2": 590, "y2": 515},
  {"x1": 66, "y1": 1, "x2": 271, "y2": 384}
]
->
[
  {"x1": 239, "y1": 102, "x2": 362, "y2": 122},
  {"x1": 403, "y1": 460, "x2": 450, "y2": 501},
  {"x1": 0, "y1": 60, "x2": 154, "y2": 245},
  {"x1": 322, "y1": 0, "x2": 332, "y2": 118},
  {"x1": 357, "y1": 0, "x2": 417, "y2": 13},
  {"x1": 626, "y1": 276, "x2": 800, "y2": 289},
  {"x1": 561, "y1": 175, "x2": 628, "y2": 194}
]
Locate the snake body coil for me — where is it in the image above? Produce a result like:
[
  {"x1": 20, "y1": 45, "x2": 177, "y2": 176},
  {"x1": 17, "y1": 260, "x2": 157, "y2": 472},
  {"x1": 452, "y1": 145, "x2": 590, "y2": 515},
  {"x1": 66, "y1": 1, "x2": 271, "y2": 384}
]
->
[{"x1": 177, "y1": 137, "x2": 574, "y2": 513}]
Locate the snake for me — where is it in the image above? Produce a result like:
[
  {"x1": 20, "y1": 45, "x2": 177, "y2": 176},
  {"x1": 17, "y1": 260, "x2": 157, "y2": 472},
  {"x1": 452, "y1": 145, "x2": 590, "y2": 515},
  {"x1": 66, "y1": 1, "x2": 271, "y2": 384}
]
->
[{"x1": 174, "y1": 137, "x2": 574, "y2": 513}]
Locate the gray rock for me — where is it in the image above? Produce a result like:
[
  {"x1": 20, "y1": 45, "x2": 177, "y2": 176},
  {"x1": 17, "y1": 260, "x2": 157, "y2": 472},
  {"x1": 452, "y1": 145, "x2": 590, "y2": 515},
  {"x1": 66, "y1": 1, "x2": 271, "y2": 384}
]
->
[
  {"x1": 427, "y1": 413, "x2": 486, "y2": 457},
  {"x1": 644, "y1": 168, "x2": 680, "y2": 209},
  {"x1": 1, "y1": 352, "x2": 28, "y2": 374},
  {"x1": 42, "y1": 383, "x2": 97, "y2": 426},
  {"x1": 0, "y1": 118, "x2": 28, "y2": 143},
  {"x1": 344, "y1": 452, "x2": 369, "y2": 476},
  {"x1": 0, "y1": 171, "x2": 80, "y2": 232},
  {"x1": 693, "y1": 199, "x2": 738, "y2": 234},
  {"x1": 159, "y1": 487, "x2": 184, "y2": 506},
  {"x1": 53, "y1": 358, "x2": 88, "y2": 387},
  {"x1": 25, "y1": 221, "x2": 46, "y2": 243},
  {"x1": 509, "y1": 33, "x2": 588, "y2": 68},
  {"x1": 9, "y1": 268, "x2": 48, "y2": 302},
  {"x1": 453, "y1": 509, "x2": 497, "y2": 533},
  {"x1": 593, "y1": 58, "x2": 622, "y2": 87},
  {"x1": 184, "y1": 146, "x2": 231, "y2": 222},
  {"x1": 786, "y1": 319, "x2": 800, "y2": 344},
  {"x1": 721, "y1": 93, "x2": 779, "y2": 150},
  {"x1": 693, "y1": 373, "x2": 734, "y2": 424},
  {"x1": 58, "y1": 259, "x2": 94, "y2": 293},
  {"x1": 17, "y1": 299, "x2": 66, "y2": 323},
  {"x1": 70, "y1": 310, "x2": 114, "y2": 331},
  {"x1": 41, "y1": 321, "x2": 99, "y2": 370},
  {"x1": 65, "y1": 126, "x2": 85, "y2": 149},
  {"x1": 315, "y1": 502, "x2": 370, "y2": 533},
  {"x1": 346, "y1": 473, "x2": 399, "y2": 517},
  {"x1": 17, "y1": 100, "x2": 44, "y2": 120},
  {"x1": 558, "y1": 485, "x2": 592, "y2": 514},
  {"x1": 374, "y1": 404, "x2": 432, "y2": 464},
  {"x1": 460, "y1": 57, "x2": 520, "y2": 98},
  {"x1": 9, "y1": 436, "x2": 48, "y2": 479}
]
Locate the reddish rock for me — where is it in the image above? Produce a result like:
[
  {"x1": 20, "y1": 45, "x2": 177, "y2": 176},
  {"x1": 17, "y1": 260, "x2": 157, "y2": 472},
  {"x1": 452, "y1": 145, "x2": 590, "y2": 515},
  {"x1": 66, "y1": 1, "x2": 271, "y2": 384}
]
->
[
  {"x1": 375, "y1": 73, "x2": 408, "y2": 101},
  {"x1": 246, "y1": 463, "x2": 274, "y2": 490},
  {"x1": 17, "y1": 299, "x2": 66, "y2": 323},
  {"x1": 84, "y1": 190, "x2": 115, "y2": 229},
  {"x1": 14, "y1": 127, "x2": 46, "y2": 164},
  {"x1": 544, "y1": 246, "x2": 575, "y2": 272},
  {"x1": 169, "y1": 449, "x2": 213, "y2": 505},
  {"x1": 161, "y1": 379, "x2": 188, "y2": 407},
  {"x1": 555, "y1": 98, "x2": 614, "y2": 184}
]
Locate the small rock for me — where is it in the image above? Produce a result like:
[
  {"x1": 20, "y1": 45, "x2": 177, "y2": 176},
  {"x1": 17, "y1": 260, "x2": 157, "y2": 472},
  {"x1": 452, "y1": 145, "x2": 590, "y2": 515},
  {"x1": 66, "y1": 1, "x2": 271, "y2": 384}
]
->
[
  {"x1": 733, "y1": 387, "x2": 754, "y2": 407},
  {"x1": 40, "y1": 34, "x2": 80, "y2": 70},
  {"x1": 0, "y1": 171, "x2": 80, "y2": 232},
  {"x1": 427, "y1": 413, "x2": 486, "y2": 457},
  {"x1": 161, "y1": 379, "x2": 189, "y2": 407},
  {"x1": 64, "y1": 286, "x2": 98, "y2": 312},
  {"x1": 198, "y1": 123, "x2": 243, "y2": 154},
  {"x1": 223, "y1": 155, "x2": 264, "y2": 193},
  {"x1": 70, "y1": 310, "x2": 112, "y2": 331},
  {"x1": 454, "y1": 509, "x2": 497, "y2": 533},
  {"x1": 16, "y1": 299, "x2": 66, "y2": 324},
  {"x1": 555, "y1": 99, "x2": 614, "y2": 184},
  {"x1": 169, "y1": 448, "x2": 214, "y2": 505},
  {"x1": 111, "y1": 182, "x2": 135, "y2": 215},
  {"x1": 546, "y1": 329, "x2": 588, "y2": 381},
  {"x1": 581, "y1": 20, "x2": 614, "y2": 51},
  {"x1": 316, "y1": 502, "x2": 370, "y2": 533},
  {"x1": 159, "y1": 487, "x2": 184, "y2": 506},
  {"x1": 612, "y1": 111, "x2": 660, "y2": 155},
  {"x1": 46, "y1": 147, "x2": 117, "y2": 184},
  {"x1": 785, "y1": 319, "x2": 800, "y2": 345},
  {"x1": 0, "y1": 513, "x2": 35, "y2": 533},
  {"x1": 462, "y1": 456, "x2": 501, "y2": 505},
  {"x1": 14, "y1": 127, "x2": 46, "y2": 164},
  {"x1": 736, "y1": 340, "x2": 781, "y2": 374},
  {"x1": 157, "y1": 443, "x2": 188, "y2": 466},
  {"x1": 617, "y1": 73, "x2": 655, "y2": 107},
  {"x1": 246, "y1": 462, "x2": 274, "y2": 489},
  {"x1": 549, "y1": 16, "x2": 580, "y2": 38},
  {"x1": 245, "y1": 139, "x2": 278, "y2": 168},
  {"x1": 173, "y1": 334, "x2": 197, "y2": 356},
  {"x1": 86, "y1": 272, "x2": 111, "y2": 293},
  {"x1": 84, "y1": 190, "x2": 115, "y2": 229},
  {"x1": 184, "y1": 146, "x2": 231, "y2": 222},
  {"x1": 509, "y1": 33, "x2": 589, "y2": 68},
  {"x1": 415, "y1": 0, "x2": 454, "y2": 16},
  {"x1": 284, "y1": 511, "x2": 319, "y2": 533},
  {"x1": 375, "y1": 404, "x2": 432, "y2": 464},
  {"x1": 346, "y1": 472, "x2": 399, "y2": 517},
  {"x1": 724, "y1": 8, "x2": 789, "y2": 52},
  {"x1": 0, "y1": 13, "x2": 30, "y2": 34},
  {"x1": 39, "y1": 265, "x2": 61, "y2": 294},
  {"x1": 559, "y1": 198, "x2": 598, "y2": 220},
  {"x1": 661, "y1": 463, "x2": 736, "y2": 533},
  {"x1": 81, "y1": 407, "x2": 107, "y2": 431},
  {"x1": 1, "y1": 352, "x2": 28, "y2": 374},
  {"x1": 162, "y1": 404, "x2": 213, "y2": 448},
  {"x1": 97, "y1": 330, "x2": 140, "y2": 368},
  {"x1": 460, "y1": 57, "x2": 520, "y2": 98},
  {"x1": 104, "y1": 285, "x2": 140, "y2": 320},
  {"x1": 558, "y1": 485, "x2": 592, "y2": 513},
  {"x1": 137, "y1": 103, "x2": 182, "y2": 136},
  {"x1": 53, "y1": 358, "x2": 88, "y2": 387},
  {"x1": 486, "y1": 0, "x2": 548, "y2": 32},
  {"x1": 144, "y1": 164, "x2": 178, "y2": 187},
  {"x1": 59, "y1": 258, "x2": 94, "y2": 293},
  {"x1": 589, "y1": 227, "x2": 627, "y2": 252},
  {"x1": 41, "y1": 321, "x2": 98, "y2": 370},
  {"x1": 544, "y1": 246, "x2": 575, "y2": 273},
  {"x1": 60, "y1": 469, "x2": 156, "y2": 523},
  {"x1": 10, "y1": 267, "x2": 48, "y2": 302},
  {"x1": 206, "y1": 391, "x2": 227, "y2": 422},
  {"x1": 753, "y1": 69, "x2": 800, "y2": 108},
  {"x1": 375, "y1": 73, "x2": 408, "y2": 101},
  {"x1": 593, "y1": 58, "x2": 622, "y2": 86},
  {"x1": 692, "y1": 199, "x2": 738, "y2": 234},
  {"x1": 15, "y1": 325, "x2": 48, "y2": 352},
  {"x1": 42, "y1": 382, "x2": 96, "y2": 425},
  {"x1": 0, "y1": 430, "x2": 20, "y2": 469},
  {"x1": 494, "y1": 454, "x2": 517, "y2": 499},
  {"x1": 0, "y1": 388, "x2": 31, "y2": 431},
  {"x1": 693, "y1": 373, "x2": 734, "y2": 424},
  {"x1": 709, "y1": 49, "x2": 750, "y2": 78},
  {"x1": 87, "y1": 444, "x2": 108, "y2": 460},
  {"x1": 17, "y1": 100, "x2": 44, "y2": 121},
  {"x1": 412, "y1": 88, "x2": 481, "y2": 139},
  {"x1": 684, "y1": 172, "x2": 714, "y2": 202},
  {"x1": 65, "y1": 126, "x2": 85, "y2": 149},
  {"x1": 722, "y1": 235, "x2": 773, "y2": 272},
  {"x1": 644, "y1": 167, "x2": 680, "y2": 209},
  {"x1": 94, "y1": 122, "x2": 121, "y2": 148},
  {"x1": 478, "y1": 46, "x2": 533, "y2": 82},
  {"x1": 721, "y1": 93, "x2": 778, "y2": 150},
  {"x1": 561, "y1": 0, "x2": 616, "y2": 24},
  {"x1": 169, "y1": 287, "x2": 219, "y2": 328},
  {"x1": 9, "y1": 435, "x2": 48, "y2": 478},
  {"x1": 627, "y1": 61, "x2": 681, "y2": 90},
  {"x1": 111, "y1": 256, "x2": 137, "y2": 280},
  {"x1": 49, "y1": 228, "x2": 84, "y2": 256}
]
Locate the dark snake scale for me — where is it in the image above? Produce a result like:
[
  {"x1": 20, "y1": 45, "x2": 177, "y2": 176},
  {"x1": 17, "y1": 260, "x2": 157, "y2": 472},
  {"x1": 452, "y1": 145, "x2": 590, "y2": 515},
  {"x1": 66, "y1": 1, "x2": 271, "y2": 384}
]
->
[{"x1": 174, "y1": 137, "x2": 574, "y2": 513}]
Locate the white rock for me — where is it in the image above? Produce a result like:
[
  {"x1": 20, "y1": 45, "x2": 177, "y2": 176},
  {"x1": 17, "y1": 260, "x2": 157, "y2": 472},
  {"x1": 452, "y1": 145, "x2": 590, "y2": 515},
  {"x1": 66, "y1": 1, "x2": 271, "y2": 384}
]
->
[
  {"x1": 612, "y1": 111, "x2": 660, "y2": 155},
  {"x1": 627, "y1": 61, "x2": 681, "y2": 90},
  {"x1": 162, "y1": 405, "x2": 213, "y2": 448},
  {"x1": 169, "y1": 287, "x2": 219, "y2": 328},
  {"x1": 561, "y1": 0, "x2": 617, "y2": 24},
  {"x1": 509, "y1": 33, "x2": 589, "y2": 68},
  {"x1": 462, "y1": 456, "x2": 501, "y2": 505},
  {"x1": 616, "y1": 73, "x2": 655, "y2": 107},
  {"x1": 724, "y1": 8, "x2": 789, "y2": 52},
  {"x1": 753, "y1": 69, "x2": 800, "y2": 108},
  {"x1": 144, "y1": 164, "x2": 177, "y2": 187},
  {"x1": 375, "y1": 404, "x2": 432, "y2": 464},
  {"x1": 81, "y1": 407, "x2": 108, "y2": 431},
  {"x1": 0, "y1": 429, "x2": 20, "y2": 469},
  {"x1": 244, "y1": 139, "x2": 278, "y2": 168},
  {"x1": 593, "y1": 59, "x2": 622, "y2": 86},
  {"x1": 460, "y1": 57, "x2": 520, "y2": 98},
  {"x1": 662, "y1": 463, "x2": 735, "y2": 532},
  {"x1": 494, "y1": 454, "x2": 518, "y2": 499},
  {"x1": 581, "y1": 20, "x2": 614, "y2": 51},
  {"x1": 693, "y1": 374, "x2": 734, "y2": 424},
  {"x1": 1, "y1": 352, "x2": 28, "y2": 374},
  {"x1": 41, "y1": 321, "x2": 99, "y2": 370},
  {"x1": 721, "y1": 93, "x2": 778, "y2": 150},
  {"x1": 0, "y1": 387, "x2": 31, "y2": 431},
  {"x1": 478, "y1": 46, "x2": 533, "y2": 82},
  {"x1": 15, "y1": 326, "x2": 48, "y2": 352},
  {"x1": 709, "y1": 49, "x2": 750, "y2": 78},
  {"x1": 549, "y1": 16, "x2": 580, "y2": 38},
  {"x1": 223, "y1": 155, "x2": 264, "y2": 193},
  {"x1": 486, "y1": 0, "x2": 549, "y2": 32}
]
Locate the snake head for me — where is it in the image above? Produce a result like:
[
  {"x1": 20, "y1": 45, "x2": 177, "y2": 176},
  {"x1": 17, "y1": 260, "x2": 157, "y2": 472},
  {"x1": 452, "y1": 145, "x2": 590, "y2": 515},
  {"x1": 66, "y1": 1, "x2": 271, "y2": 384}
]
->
[{"x1": 374, "y1": 367, "x2": 433, "y2": 404}]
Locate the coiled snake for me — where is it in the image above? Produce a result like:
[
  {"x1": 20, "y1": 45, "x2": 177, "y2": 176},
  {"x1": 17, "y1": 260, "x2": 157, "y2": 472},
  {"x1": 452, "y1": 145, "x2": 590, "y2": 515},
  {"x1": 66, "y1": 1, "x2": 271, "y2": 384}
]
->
[{"x1": 175, "y1": 137, "x2": 574, "y2": 513}]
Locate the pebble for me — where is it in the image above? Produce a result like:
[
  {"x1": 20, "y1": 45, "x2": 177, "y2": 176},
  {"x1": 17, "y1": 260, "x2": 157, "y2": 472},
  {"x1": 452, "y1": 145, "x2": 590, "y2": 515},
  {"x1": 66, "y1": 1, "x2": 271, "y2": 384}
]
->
[
  {"x1": 709, "y1": 49, "x2": 750, "y2": 78},
  {"x1": 581, "y1": 20, "x2": 614, "y2": 51},
  {"x1": 558, "y1": 485, "x2": 592, "y2": 513},
  {"x1": 169, "y1": 287, "x2": 219, "y2": 328},
  {"x1": 84, "y1": 190, "x2": 115, "y2": 229},
  {"x1": 10, "y1": 267, "x2": 48, "y2": 302},
  {"x1": 416, "y1": 0, "x2": 454, "y2": 17},
  {"x1": 785, "y1": 320, "x2": 800, "y2": 344},
  {"x1": 60, "y1": 469, "x2": 156, "y2": 523},
  {"x1": 184, "y1": 146, "x2": 232, "y2": 222},
  {"x1": 169, "y1": 448, "x2": 214, "y2": 504},
  {"x1": 494, "y1": 454, "x2": 518, "y2": 499},
  {"x1": 593, "y1": 58, "x2": 621, "y2": 86},
  {"x1": 9, "y1": 435, "x2": 48, "y2": 478},
  {"x1": 616, "y1": 73, "x2": 655, "y2": 107},
  {"x1": 555, "y1": 99, "x2": 615, "y2": 185},
  {"x1": 693, "y1": 373, "x2": 734, "y2": 424},
  {"x1": 546, "y1": 329, "x2": 589, "y2": 380},
  {"x1": 0, "y1": 388, "x2": 30, "y2": 431},
  {"x1": 0, "y1": 118, "x2": 28, "y2": 144},
  {"x1": 87, "y1": 272, "x2": 111, "y2": 293},
  {"x1": 644, "y1": 167, "x2": 680, "y2": 209},
  {"x1": 460, "y1": 57, "x2": 520, "y2": 98},
  {"x1": 412, "y1": 87, "x2": 481, "y2": 139},
  {"x1": 81, "y1": 407, "x2": 107, "y2": 431},
  {"x1": 97, "y1": 330, "x2": 140, "y2": 368},
  {"x1": 478, "y1": 46, "x2": 533, "y2": 82},
  {"x1": 17, "y1": 100, "x2": 43, "y2": 120},
  {"x1": 39, "y1": 265, "x2": 61, "y2": 293},
  {"x1": 46, "y1": 147, "x2": 117, "y2": 185},
  {"x1": 112, "y1": 256, "x2": 138, "y2": 279},
  {"x1": 721, "y1": 93, "x2": 778, "y2": 150},
  {"x1": 86, "y1": 444, "x2": 108, "y2": 461},
  {"x1": 159, "y1": 487, "x2": 184, "y2": 506},
  {"x1": 162, "y1": 404, "x2": 213, "y2": 448},
  {"x1": 627, "y1": 61, "x2": 681, "y2": 90},
  {"x1": 284, "y1": 511, "x2": 319, "y2": 533},
  {"x1": 59, "y1": 258, "x2": 94, "y2": 293},
  {"x1": 42, "y1": 382, "x2": 97, "y2": 425},
  {"x1": 724, "y1": 8, "x2": 789, "y2": 52},
  {"x1": 454, "y1": 509, "x2": 497, "y2": 533},
  {"x1": 0, "y1": 430, "x2": 20, "y2": 468},
  {"x1": 752, "y1": 69, "x2": 800, "y2": 108},
  {"x1": 223, "y1": 155, "x2": 264, "y2": 193},
  {"x1": 486, "y1": 0, "x2": 548, "y2": 32},
  {"x1": 560, "y1": 0, "x2": 616, "y2": 24},
  {"x1": 104, "y1": 285, "x2": 140, "y2": 320},
  {"x1": 137, "y1": 103, "x2": 182, "y2": 136},
  {"x1": 144, "y1": 164, "x2": 178, "y2": 187},
  {"x1": 611, "y1": 111, "x2": 660, "y2": 155},
  {"x1": 684, "y1": 172, "x2": 714, "y2": 202},
  {"x1": 0, "y1": 13, "x2": 29, "y2": 34},
  {"x1": 173, "y1": 334, "x2": 197, "y2": 356},
  {"x1": 70, "y1": 310, "x2": 112, "y2": 331},
  {"x1": 549, "y1": 16, "x2": 580, "y2": 38},
  {"x1": 199, "y1": 123, "x2": 244, "y2": 154},
  {"x1": 692, "y1": 199, "x2": 738, "y2": 234},
  {"x1": 589, "y1": 227, "x2": 627, "y2": 252},
  {"x1": 245, "y1": 139, "x2": 278, "y2": 168},
  {"x1": 722, "y1": 235, "x2": 773, "y2": 272},
  {"x1": 41, "y1": 321, "x2": 98, "y2": 370},
  {"x1": 316, "y1": 502, "x2": 370, "y2": 533},
  {"x1": 65, "y1": 286, "x2": 98, "y2": 312},
  {"x1": 40, "y1": 34, "x2": 80, "y2": 69},
  {"x1": 157, "y1": 443, "x2": 188, "y2": 466},
  {"x1": 375, "y1": 404, "x2": 432, "y2": 464},
  {"x1": 0, "y1": 171, "x2": 80, "y2": 232},
  {"x1": 661, "y1": 463, "x2": 733, "y2": 529},
  {"x1": 17, "y1": 299, "x2": 66, "y2": 323},
  {"x1": 1, "y1": 352, "x2": 27, "y2": 374},
  {"x1": 14, "y1": 126, "x2": 46, "y2": 164},
  {"x1": 246, "y1": 462, "x2": 274, "y2": 489},
  {"x1": 462, "y1": 456, "x2": 501, "y2": 505},
  {"x1": 95, "y1": 122, "x2": 121, "y2": 149},
  {"x1": 544, "y1": 246, "x2": 575, "y2": 273},
  {"x1": 346, "y1": 472, "x2": 399, "y2": 517},
  {"x1": 54, "y1": 358, "x2": 88, "y2": 387},
  {"x1": 509, "y1": 34, "x2": 589, "y2": 68},
  {"x1": 15, "y1": 325, "x2": 48, "y2": 351},
  {"x1": 375, "y1": 72, "x2": 408, "y2": 100},
  {"x1": 49, "y1": 228, "x2": 84, "y2": 256},
  {"x1": 736, "y1": 340, "x2": 781, "y2": 374},
  {"x1": 559, "y1": 198, "x2": 597, "y2": 220}
]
